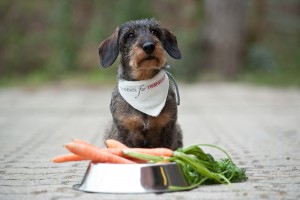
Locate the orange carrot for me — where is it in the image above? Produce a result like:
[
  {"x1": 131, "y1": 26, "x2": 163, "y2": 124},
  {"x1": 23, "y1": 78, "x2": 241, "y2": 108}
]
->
[
  {"x1": 72, "y1": 141, "x2": 146, "y2": 163},
  {"x1": 105, "y1": 139, "x2": 167, "y2": 163},
  {"x1": 51, "y1": 149, "x2": 129, "y2": 163},
  {"x1": 102, "y1": 148, "x2": 147, "y2": 163},
  {"x1": 64, "y1": 142, "x2": 135, "y2": 164},
  {"x1": 53, "y1": 139, "x2": 171, "y2": 164},
  {"x1": 72, "y1": 139, "x2": 100, "y2": 149},
  {"x1": 52, "y1": 153, "x2": 85, "y2": 163},
  {"x1": 105, "y1": 139, "x2": 129, "y2": 149},
  {"x1": 105, "y1": 139, "x2": 174, "y2": 157},
  {"x1": 125, "y1": 148, "x2": 174, "y2": 157},
  {"x1": 72, "y1": 139, "x2": 126, "y2": 157},
  {"x1": 72, "y1": 139, "x2": 127, "y2": 155}
]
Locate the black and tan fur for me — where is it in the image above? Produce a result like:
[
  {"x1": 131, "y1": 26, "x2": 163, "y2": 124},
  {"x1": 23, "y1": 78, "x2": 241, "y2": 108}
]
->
[{"x1": 98, "y1": 19, "x2": 182, "y2": 150}]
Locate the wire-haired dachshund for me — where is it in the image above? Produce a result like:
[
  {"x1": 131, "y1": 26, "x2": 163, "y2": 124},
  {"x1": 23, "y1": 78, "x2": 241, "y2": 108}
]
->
[{"x1": 98, "y1": 19, "x2": 183, "y2": 150}]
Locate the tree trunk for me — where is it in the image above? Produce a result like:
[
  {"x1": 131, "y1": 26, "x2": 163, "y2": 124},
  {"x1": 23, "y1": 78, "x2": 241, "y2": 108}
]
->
[{"x1": 203, "y1": 0, "x2": 247, "y2": 79}]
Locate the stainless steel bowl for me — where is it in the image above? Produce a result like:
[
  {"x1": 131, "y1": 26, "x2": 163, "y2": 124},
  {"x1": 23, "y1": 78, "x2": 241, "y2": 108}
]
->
[{"x1": 73, "y1": 162, "x2": 189, "y2": 193}]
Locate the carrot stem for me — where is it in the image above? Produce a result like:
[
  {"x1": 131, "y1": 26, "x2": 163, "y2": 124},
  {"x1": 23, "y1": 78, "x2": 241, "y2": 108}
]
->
[
  {"x1": 127, "y1": 148, "x2": 173, "y2": 157},
  {"x1": 123, "y1": 150, "x2": 168, "y2": 163}
]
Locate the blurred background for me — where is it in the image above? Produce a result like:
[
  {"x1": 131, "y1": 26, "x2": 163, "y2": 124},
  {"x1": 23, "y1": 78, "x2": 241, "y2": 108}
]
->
[{"x1": 0, "y1": 0, "x2": 299, "y2": 87}]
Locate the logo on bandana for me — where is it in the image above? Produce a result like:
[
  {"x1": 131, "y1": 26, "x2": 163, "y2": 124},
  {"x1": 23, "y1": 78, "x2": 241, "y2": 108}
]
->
[{"x1": 118, "y1": 70, "x2": 169, "y2": 116}]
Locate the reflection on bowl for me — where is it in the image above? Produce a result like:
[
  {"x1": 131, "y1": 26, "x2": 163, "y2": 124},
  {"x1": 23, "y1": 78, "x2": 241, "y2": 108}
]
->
[{"x1": 73, "y1": 162, "x2": 189, "y2": 193}]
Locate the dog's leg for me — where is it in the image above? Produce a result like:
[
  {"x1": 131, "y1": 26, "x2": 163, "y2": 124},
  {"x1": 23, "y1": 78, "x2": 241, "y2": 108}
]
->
[{"x1": 105, "y1": 90, "x2": 148, "y2": 147}]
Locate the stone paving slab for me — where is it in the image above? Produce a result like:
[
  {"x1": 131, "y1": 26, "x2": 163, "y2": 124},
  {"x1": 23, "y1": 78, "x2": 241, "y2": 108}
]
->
[{"x1": 0, "y1": 83, "x2": 299, "y2": 200}]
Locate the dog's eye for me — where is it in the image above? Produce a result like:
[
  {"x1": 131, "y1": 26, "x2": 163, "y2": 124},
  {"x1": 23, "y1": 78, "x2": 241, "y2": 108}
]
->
[
  {"x1": 151, "y1": 29, "x2": 160, "y2": 37},
  {"x1": 126, "y1": 33, "x2": 134, "y2": 39}
]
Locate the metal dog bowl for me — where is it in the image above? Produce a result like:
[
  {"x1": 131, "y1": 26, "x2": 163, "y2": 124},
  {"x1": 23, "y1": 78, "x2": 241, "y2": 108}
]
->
[{"x1": 73, "y1": 162, "x2": 189, "y2": 193}]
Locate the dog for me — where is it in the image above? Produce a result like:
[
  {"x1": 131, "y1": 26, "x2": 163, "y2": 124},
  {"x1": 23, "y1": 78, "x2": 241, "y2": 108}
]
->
[{"x1": 98, "y1": 19, "x2": 182, "y2": 150}]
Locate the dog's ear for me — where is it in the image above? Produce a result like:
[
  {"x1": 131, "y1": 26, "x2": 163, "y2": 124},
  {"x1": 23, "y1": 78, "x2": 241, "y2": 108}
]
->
[
  {"x1": 162, "y1": 28, "x2": 181, "y2": 59},
  {"x1": 98, "y1": 28, "x2": 119, "y2": 68}
]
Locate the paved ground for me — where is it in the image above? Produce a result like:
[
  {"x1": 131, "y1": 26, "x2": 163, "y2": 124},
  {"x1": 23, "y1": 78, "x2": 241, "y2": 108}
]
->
[{"x1": 0, "y1": 83, "x2": 299, "y2": 200}]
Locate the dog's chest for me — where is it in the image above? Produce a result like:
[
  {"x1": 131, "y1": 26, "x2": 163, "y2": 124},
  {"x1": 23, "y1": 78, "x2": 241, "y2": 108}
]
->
[
  {"x1": 118, "y1": 108, "x2": 173, "y2": 133},
  {"x1": 143, "y1": 112, "x2": 172, "y2": 131}
]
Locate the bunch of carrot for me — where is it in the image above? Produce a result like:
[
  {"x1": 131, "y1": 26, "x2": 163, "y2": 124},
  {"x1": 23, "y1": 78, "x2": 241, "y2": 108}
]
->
[
  {"x1": 52, "y1": 139, "x2": 173, "y2": 164},
  {"x1": 52, "y1": 139, "x2": 247, "y2": 190}
]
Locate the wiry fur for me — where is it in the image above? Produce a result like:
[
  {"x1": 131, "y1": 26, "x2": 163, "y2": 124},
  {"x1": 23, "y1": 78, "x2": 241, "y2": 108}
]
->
[{"x1": 98, "y1": 19, "x2": 182, "y2": 149}]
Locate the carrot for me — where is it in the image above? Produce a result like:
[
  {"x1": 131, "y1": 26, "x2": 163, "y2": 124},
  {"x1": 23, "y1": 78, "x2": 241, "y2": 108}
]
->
[
  {"x1": 105, "y1": 139, "x2": 174, "y2": 157},
  {"x1": 124, "y1": 148, "x2": 174, "y2": 157},
  {"x1": 72, "y1": 139, "x2": 100, "y2": 149},
  {"x1": 72, "y1": 139, "x2": 125, "y2": 156},
  {"x1": 52, "y1": 153, "x2": 85, "y2": 163},
  {"x1": 64, "y1": 142, "x2": 135, "y2": 164},
  {"x1": 105, "y1": 139, "x2": 129, "y2": 149},
  {"x1": 106, "y1": 139, "x2": 173, "y2": 162},
  {"x1": 72, "y1": 140, "x2": 144, "y2": 162},
  {"x1": 51, "y1": 148, "x2": 129, "y2": 163},
  {"x1": 72, "y1": 139, "x2": 126, "y2": 157},
  {"x1": 53, "y1": 139, "x2": 169, "y2": 164}
]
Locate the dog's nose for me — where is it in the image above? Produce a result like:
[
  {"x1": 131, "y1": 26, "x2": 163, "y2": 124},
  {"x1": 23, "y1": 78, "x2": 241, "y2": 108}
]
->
[{"x1": 142, "y1": 42, "x2": 155, "y2": 54}]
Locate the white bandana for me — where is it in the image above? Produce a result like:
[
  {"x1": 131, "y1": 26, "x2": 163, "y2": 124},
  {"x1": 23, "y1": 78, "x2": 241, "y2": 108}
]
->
[{"x1": 118, "y1": 70, "x2": 169, "y2": 117}]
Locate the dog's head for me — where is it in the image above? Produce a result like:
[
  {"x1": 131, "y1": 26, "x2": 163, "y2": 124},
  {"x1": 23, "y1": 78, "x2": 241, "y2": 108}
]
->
[{"x1": 98, "y1": 19, "x2": 181, "y2": 80}]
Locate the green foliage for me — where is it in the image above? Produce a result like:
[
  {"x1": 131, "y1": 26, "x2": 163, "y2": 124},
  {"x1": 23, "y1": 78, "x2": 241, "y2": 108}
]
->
[
  {"x1": 124, "y1": 144, "x2": 247, "y2": 191},
  {"x1": 0, "y1": 0, "x2": 299, "y2": 87},
  {"x1": 239, "y1": 30, "x2": 300, "y2": 87}
]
